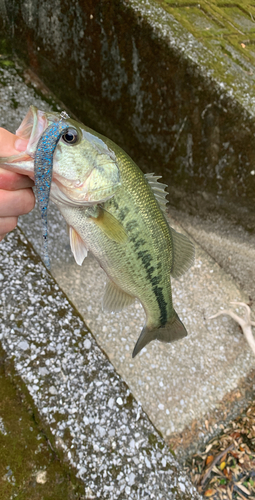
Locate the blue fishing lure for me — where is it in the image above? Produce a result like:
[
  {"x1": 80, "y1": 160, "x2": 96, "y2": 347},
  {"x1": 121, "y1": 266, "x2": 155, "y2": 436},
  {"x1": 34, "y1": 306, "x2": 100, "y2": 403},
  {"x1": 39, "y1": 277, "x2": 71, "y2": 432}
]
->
[{"x1": 34, "y1": 112, "x2": 70, "y2": 269}]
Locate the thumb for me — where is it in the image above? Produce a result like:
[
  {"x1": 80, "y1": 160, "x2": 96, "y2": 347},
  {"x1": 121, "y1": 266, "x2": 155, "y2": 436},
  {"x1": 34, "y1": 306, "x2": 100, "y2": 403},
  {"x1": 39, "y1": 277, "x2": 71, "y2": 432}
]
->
[{"x1": 0, "y1": 128, "x2": 28, "y2": 156}]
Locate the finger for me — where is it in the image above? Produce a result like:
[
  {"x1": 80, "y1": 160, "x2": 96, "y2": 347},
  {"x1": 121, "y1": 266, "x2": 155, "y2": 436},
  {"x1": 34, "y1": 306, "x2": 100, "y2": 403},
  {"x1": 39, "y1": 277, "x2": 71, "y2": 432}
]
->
[
  {"x1": 0, "y1": 168, "x2": 34, "y2": 190},
  {"x1": 0, "y1": 216, "x2": 18, "y2": 240},
  {"x1": 15, "y1": 138, "x2": 29, "y2": 152},
  {"x1": 0, "y1": 128, "x2": 19, "y2": 156},
  {"x1": 0, "y1": 128, "x2": 28, "y2": 155},
  {"x1": 0, "y1": 188, "x2": 35, "y2": 217}
]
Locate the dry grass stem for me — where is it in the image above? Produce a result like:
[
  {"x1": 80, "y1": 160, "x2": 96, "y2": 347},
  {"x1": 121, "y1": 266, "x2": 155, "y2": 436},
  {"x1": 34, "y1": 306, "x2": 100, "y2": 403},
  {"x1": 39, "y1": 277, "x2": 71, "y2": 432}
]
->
[{"x1": 209, "y1": 302, "x2": 255, "y2": 356}]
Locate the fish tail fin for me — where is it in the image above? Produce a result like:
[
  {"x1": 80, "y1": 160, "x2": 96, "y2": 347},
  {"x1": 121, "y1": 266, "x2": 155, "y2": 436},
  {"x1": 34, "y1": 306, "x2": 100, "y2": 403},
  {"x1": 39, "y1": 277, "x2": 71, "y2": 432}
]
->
[{"x1": 132, "y1": 312, "x2": 187, "y2": 358}]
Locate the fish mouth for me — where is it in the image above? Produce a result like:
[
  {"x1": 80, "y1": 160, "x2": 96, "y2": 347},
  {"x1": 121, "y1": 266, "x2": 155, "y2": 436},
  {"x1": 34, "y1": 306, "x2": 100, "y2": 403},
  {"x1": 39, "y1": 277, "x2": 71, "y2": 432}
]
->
[
  {"x1": 0, "y1": 106, "x2": 84, "y2": 195},
  {"x1": 0, "y1": 105, "x2": 59, "y2": 178},
  {"x1": 16, "y1": 105, "x2": 50, "y2": 156},
  {"x1": 0, "y1": 105, "x2": 120, "y2": 206}
]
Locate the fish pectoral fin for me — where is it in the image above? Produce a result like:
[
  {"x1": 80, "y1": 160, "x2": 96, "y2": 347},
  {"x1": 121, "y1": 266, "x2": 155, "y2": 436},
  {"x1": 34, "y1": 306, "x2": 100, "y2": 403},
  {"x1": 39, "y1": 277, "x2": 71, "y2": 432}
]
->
[
  {"x1": 132, "y1": 312, "x2": 187, "y2": 358},
  {"x1": 169, "y1": 227, "x2": 195, "y2": 279},
  {"x1": 91, "y1": 206, "x2": 128, "y2": 244},
  {"x1": 69, "y1": 226, "x2": 88, "y2": 266},
  {"x1": 103, "y1": 280, "x2": 135, "y2": 313}
]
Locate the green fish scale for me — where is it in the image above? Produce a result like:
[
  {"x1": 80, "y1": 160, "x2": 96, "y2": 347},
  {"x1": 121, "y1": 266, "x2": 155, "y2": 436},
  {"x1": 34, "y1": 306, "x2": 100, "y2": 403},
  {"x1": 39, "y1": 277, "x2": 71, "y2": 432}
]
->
[
  {"x1": 51, "y1": 124, "x2": 175, "y2": 329},
  {"x1": 102, "y1": 148, "x2": 174, "y2": 327}
]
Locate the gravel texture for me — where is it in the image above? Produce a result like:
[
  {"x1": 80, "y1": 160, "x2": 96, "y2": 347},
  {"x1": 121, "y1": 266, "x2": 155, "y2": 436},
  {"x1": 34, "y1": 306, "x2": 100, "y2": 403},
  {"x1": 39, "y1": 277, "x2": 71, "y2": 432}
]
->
[
  {"x1": 0, "y1": 229, "x2": 200, "y2": 499},
  {"x1": 19, "y1": 203, "x2": 254, "y2": 441},
  {"x1": 2, "y1": 52, "x2": 252, "y2": 448},
  {"x1": 0, "y1": 57, "x2": 203, "y2": 499},
  {"x1": 1, "y1": 49, "x2": 255, "y2": 497}
]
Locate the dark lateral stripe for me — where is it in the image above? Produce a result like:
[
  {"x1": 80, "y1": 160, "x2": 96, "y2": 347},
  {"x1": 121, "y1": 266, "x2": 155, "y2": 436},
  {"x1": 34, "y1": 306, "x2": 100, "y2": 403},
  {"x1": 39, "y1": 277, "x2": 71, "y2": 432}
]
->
[
  {"x1": 137, "y1": 249, "x2": 167, "y2": 325},
  {"x1": 153, "y1": 285, "x2": 167, "y2": 325}
]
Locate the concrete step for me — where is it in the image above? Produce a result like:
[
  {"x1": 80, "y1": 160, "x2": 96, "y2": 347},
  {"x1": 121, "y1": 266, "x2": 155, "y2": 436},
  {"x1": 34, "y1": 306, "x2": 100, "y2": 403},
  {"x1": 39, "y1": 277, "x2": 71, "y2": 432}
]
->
[
  {"x1": 1, "y1": 29, "x2": 255, "y2": 497},
  {"x1": 19, "y1": 201, "x2": 255, "y2": 461},
  {"x1": 0, "y1": 52, "x2": 202, "y2": 499},
  {"x1": 0, "y1": 343, "x2": 86, "y2": 499},
  {"x1": 1, "y1": 0, "x2": 255, "y2": 218},
  {"x1": 1, "y1": 227, "x2": 201, "y2": 499},
  {"x1": 169, "y1": 208, "x2": 255, "y2": 304}
]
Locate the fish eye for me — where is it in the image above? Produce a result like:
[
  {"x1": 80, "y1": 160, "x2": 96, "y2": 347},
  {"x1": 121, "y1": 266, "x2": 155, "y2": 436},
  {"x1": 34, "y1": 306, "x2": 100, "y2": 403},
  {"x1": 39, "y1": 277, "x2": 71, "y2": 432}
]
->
[{"x1": 61, "y1": 128, "x2": 79, "y2": 145}]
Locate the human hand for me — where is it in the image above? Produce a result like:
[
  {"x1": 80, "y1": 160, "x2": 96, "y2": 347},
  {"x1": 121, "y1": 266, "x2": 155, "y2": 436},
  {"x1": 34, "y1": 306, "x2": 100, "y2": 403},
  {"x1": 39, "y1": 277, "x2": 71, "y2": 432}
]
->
[{"x1": 0, "y1": 128, "x2": 35, "y2": 242}]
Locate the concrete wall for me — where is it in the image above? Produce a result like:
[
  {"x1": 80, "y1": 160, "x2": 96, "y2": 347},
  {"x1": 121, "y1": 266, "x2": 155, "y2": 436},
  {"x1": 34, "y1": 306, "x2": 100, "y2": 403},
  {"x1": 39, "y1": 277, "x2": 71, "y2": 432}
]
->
[{"x1": 1, "y1": 0, "x2": 255, "y2": 213}]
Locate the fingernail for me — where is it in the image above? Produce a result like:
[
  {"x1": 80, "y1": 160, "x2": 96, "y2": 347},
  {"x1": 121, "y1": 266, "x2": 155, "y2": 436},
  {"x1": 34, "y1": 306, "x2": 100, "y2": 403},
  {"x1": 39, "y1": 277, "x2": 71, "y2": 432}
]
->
[{"x1": 15, "y1": 138, "x2": 28, "y2": 152}]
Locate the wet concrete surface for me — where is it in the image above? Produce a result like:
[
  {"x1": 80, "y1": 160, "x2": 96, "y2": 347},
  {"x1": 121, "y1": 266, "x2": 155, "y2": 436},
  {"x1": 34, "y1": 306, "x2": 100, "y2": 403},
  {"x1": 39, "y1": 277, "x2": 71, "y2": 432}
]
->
[
  {"x1": 0, "y1": 55, "x2": 202, "y2": 498},
  {"x1": 1, "y1": 36, "x2": 255, "y2": 497},
  {"x1": 169, "y1": 208, "x2": 255, "y2": 304},
  {"x1": 19, "y1": 200, "x2": 255, "y2": 460},
  {"x1": 1, "y1": 229, "x2": 200, "y2": 499},
  {"x1": 0, "y1": 344, "x2": 85, "y2": 500},
  {"x1": 1, "y1": 0, "x2": 255, "y2": 213}
]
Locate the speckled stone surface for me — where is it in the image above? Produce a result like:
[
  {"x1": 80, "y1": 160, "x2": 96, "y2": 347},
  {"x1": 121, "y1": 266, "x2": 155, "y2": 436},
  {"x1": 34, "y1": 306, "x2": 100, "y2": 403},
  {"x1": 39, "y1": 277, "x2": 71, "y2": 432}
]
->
[
  {"x1": 1, "y1": 61, "x2": 255, "y2": 446},
  {"x1": 19, "y1": 204, "x2": 253, "y2": 441},
  {"x1": 0, "y1": 63, "x2": 203, "y2": 498},
  {"x1": 168, "y1": 208, "x2": 255, "y2": 305},
  {"x1": 1, "y1": 55, "x2": 255, "y2": 495},
  {"x1": 0, "y1": 229, "x2": 200, "y2": 499}
]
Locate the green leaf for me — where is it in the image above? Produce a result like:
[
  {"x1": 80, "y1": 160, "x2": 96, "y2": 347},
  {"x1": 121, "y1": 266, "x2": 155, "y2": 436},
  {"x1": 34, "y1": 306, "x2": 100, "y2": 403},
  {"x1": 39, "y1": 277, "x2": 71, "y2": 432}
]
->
[{"x1": 219, "y1": 479, "x2": 227, "y2": 485}]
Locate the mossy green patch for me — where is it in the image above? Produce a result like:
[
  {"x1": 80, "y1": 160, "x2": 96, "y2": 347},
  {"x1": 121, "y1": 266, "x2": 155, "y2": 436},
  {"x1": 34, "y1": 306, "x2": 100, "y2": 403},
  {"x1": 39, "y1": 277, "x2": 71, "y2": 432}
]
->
[
  {"x1": 0, "y1": 345, "x2": 85, "y2": 500},
  {"x1": 0, "y1": 59, "x2": 14, "y2": 67}
]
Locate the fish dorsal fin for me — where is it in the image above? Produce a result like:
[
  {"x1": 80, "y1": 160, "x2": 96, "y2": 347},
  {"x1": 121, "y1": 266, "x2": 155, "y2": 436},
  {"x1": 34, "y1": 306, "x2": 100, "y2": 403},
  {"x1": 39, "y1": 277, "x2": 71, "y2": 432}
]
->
[
  {"x1": 69, "y1": 226, "x2": 88, "y2": 266},
  {"x1": 169, "y1": 227, "x2": 195, "y2": 279},
  {"x1": 103, "y1": 280, "x2": 135, "y2": 312},
  {"x1": 144, "y1": 172, "x2": 168, "y2": 213},
  {"x1": 91, "y1": 206, "x2": 128, "y2": 244}
]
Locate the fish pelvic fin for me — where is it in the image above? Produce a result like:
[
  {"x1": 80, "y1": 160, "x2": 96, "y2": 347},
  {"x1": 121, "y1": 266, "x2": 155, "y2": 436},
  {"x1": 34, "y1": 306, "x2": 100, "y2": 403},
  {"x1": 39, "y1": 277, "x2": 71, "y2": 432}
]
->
[
  {"x1": 69, "y1": 226, "x2": 88, "y2": 265},
  {"x1": 132, "y1": 312, "x2": 187, "y2": 358}
]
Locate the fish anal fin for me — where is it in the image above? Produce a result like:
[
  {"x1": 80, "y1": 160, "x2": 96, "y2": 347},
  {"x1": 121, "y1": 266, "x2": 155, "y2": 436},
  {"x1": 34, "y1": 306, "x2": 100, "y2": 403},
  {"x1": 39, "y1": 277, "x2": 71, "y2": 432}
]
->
[
  {"x1": 91, "y1": 206, "x2": 128, "y2": 244},
  {"x1": 103, "y1": 280, "x2": 135, "y2": 313},
  {"x1": 170, "y1": 227, "x2": 195, "y2": 279},
  {"x1": 144, "y1": 172, "x2": 168, "y2": 213},
  {"x1": 132, "y1": 312, "x2": 187, "y2": 358},
  {"x1": 69, "y1": 226, "x2": 88, "y2": 266}
]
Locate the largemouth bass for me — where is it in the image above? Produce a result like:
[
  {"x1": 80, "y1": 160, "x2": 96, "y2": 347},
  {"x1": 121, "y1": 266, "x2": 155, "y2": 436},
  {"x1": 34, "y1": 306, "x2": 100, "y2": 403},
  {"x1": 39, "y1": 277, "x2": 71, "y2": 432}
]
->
[{"x1": 0, "y1": 106, "x2": 195, "y2": 357}]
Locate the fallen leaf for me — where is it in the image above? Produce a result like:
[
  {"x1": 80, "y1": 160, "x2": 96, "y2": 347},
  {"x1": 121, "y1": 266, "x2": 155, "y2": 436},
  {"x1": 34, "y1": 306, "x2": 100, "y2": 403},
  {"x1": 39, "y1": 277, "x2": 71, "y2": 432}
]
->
[
  {"x1": 230, "y1": 432, "x2": 241, "y2": 439},
  {"x1": 212, "y1": 465, "x2": 225, "y2": 477},
  {"x1": 205, "y1": 443, "x2": 213, "y2": 453},
  {"x1": 236, "y1": 483, "x2": 251, "y2": 495},
  {"x1": 223, "y1": 468, "x2": 232, "y2": 480},
  {"x1": 219, "y1": 461, "x2": 226, "y2": 470},
  {"x1": 206, "y1": 455, "x2": 214, "y2": 466},
  {"x1": 227, "y1": 486, "x2": 232, "y2": 500},
  {"x1": 204, "y1": 488, "x2": 216, "y2": 497}
]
